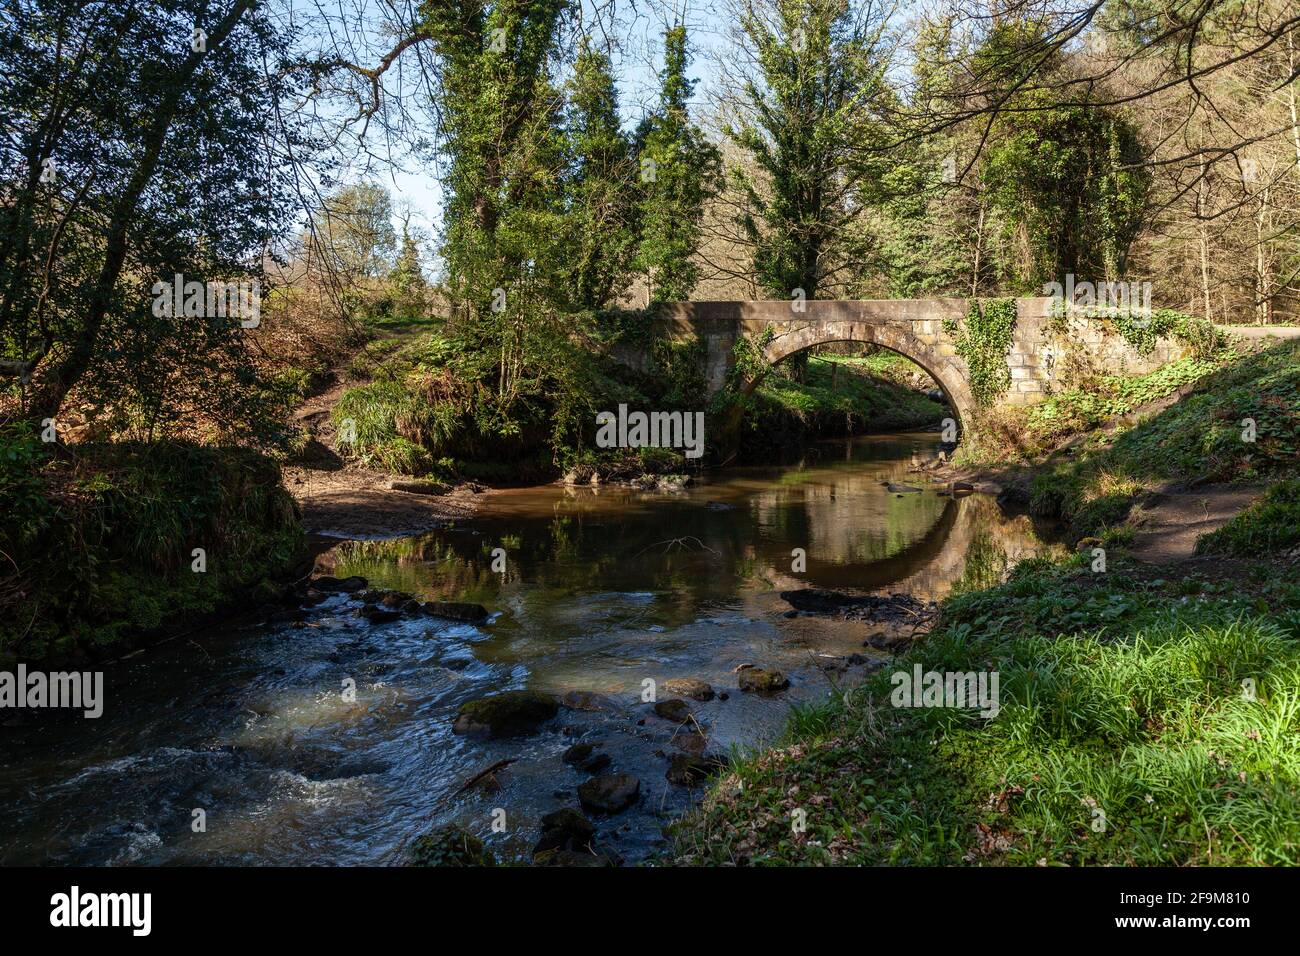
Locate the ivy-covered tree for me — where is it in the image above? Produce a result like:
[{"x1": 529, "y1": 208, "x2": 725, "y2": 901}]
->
[
  {"x1": 560, "y1": 39, "x2": 639, "y2": 312},
  {"x1": 422, "y1": 1, "x2": 575, "y2": 416},
  {"x1": 728, "y1": 0, "x2": 893, "y2": 301},
  {"x1": 974, "y1": 21, "x2": 1152, "y2": 290},
  {"x1": 425, "y1": 1, "x2": 568, "y2": 303},
  {"x1": 634, "y1": 25, "x2": 720, "y2": 303},
  {"x1": 982, "y1": 104, "x2": 1151, "y2": 289}
]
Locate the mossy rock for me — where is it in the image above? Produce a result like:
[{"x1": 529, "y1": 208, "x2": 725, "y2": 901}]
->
[
  {"x1": 409, "y1": 825, "x2": 496, "y2": 867},
  {"x1": 452, "y1": 690, "x2": 559, "y2": 738},
  {"x1": 666, "y1": 752, "x2": 725, "y2": 786},
  {"x1": 533, "y1": 807, "x2": 597, "y2": 856},
  {"x1": 737, "y1": 668, "x2": 789, "y2": 694},
  {"x1": 663, "y1": 678, "x2": 714, "y2": 701},
  {"x1": 577, "y1": 773, "x2": 640, "y2": 814},
  {"x1": 653, "y1": 698, "x2": 692, "y2": 722}
]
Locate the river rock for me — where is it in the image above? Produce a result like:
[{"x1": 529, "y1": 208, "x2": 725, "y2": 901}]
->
[
  {"x1": 409, "y1": 825, "x2": 496, "y2": 867},
  {"x1": 562, "y1": 464, "x2": 598, "y2": 486},
  {"x1": 560, "y1": 690, "x2": 617, "y2": 712},
  {"x1": 298, "y1": 588, "x2": 330, "y2": 607},
  {"x1": 562, "y1": 743, "x2": 612, "y2": 774},
  {"x1": 312, "y1": 575, "x2": 367, "y2": 593},
  {"x1": 533, "y1": 807, "x2": 596, "y2": 856},
  {"x1": 663, "y1": 678, "x2": 714, "y2": 701},
  {"x1": 939, "y1": 480, "x2": 976, "y2": 498},
  {"x1": 380, "y1": 591, "x2": 416, "y2": 608},
  {"x1": 358, "y1": 605, "x2": 401, "y2": 624},
  {"x1": 881, "y1": 481, "x2": 923, "y2": 494},
  {"x1": 669, "y1": 730, "x2": 709, "y2": 756},
  {"x1": 866, "y1": 630, "x2": 909, "y2": 650},
  {"x1": 666, "y1": 752, "x2": 724, "y2": 786},
  {"x1": 578, "y1": 773, "x2": 640, "y2": 814},
  {"x1": 452, "y1": 690, "x2": 559, "y2": 738},
  {"x1": 422, "y1": 601, "x2": 490, "y2": 623},
  {"x1": 390, "y1": 480, "x2": 449, "y2": 496},
  {"x1": 653, "y1": 699, "x2": 692, "y2": 723},
  {"x1": 780, "y1": 587, "x2": 929, "y2": 623},
  {"x1": 738, "y1": 668, "x2": 789, "y2": 694}
]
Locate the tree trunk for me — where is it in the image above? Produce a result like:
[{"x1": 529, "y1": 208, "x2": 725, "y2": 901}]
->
[{"x1": 28, "y1": 1, "x2": 252, "y2": 423}]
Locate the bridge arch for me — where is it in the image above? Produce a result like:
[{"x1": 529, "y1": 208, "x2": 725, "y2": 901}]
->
[{"x1": 749, "y1": 319, "x2": 977, "y2": 430}]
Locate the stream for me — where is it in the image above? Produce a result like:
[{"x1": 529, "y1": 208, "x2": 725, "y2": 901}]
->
[{"x1": 0, "y1": 433, "x2": 1055, "y2": 865}]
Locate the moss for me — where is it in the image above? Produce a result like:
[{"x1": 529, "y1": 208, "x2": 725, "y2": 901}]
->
[
  {"x1": 409, "y1": 826, "x2": 496, "y2": 867},
  {"x1": 452, "y1": 690, "x2": 559, "y2": 737}
]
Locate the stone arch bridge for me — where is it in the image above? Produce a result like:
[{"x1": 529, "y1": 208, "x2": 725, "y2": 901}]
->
[{"x1": 614, "y1": 298, "x2": 1186, "y2": 427}]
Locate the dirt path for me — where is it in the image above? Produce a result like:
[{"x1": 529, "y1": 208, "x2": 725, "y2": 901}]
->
[
  {"x1": 282, "y1": 377, "x2": 481, "y2": 540},
  {"x1": 1128, "y1": 482, "x2": 1263, "y2": 564}
]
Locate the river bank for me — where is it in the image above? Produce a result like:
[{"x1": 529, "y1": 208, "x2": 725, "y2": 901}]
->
[
  {"x1": 669, "y1": 340, "x2": 1300, "y2": 866},
  {"x1": 670, "y1": 550, "x2": 1300, "y2": 866}
]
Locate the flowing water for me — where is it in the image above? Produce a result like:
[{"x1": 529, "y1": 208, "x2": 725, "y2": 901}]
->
[{"x1": 0, "y1": 433, "x2": 1056, "y2": 865}]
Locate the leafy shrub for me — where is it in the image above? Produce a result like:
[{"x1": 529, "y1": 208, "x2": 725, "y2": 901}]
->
[{"x1": 0, "y1": 438, "x2": 303, "y2": 662}]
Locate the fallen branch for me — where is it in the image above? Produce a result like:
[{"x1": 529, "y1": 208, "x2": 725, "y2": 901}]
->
[{"x1": 453, "y1": 758, "x2": 517, "y2": 796}]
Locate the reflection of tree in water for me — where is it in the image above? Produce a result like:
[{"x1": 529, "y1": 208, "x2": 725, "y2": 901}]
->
[
  {"x1": 949, "y1": 529, "x2": 1010, "y2": 597},
  {"x1": 329, "y1": 535, "x2": 504, "y2": 602},
  {"x1": 322, "y1": 456, "x2": 1061, "y2": 634}
]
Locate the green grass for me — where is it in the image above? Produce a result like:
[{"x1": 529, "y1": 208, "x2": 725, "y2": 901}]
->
[
  {"x1": 358, "y1": 310, "x2": 445, "y2": 336},
  {"x1": 332, "y1": 376, "x2": 454, "y2": 477},
  {"x1": 1027, "y1": 340, "x2": 1300, "y2": 539},
  {"x1": 1197, "y1": 479, "x2": 1300, "y2": 556},
  {"x1": 672, "y1": 559, "x2": 1300, "y2": 866},
  {"x1": 1021, "y1": 356, "x2": 1221, "y2": 447}
]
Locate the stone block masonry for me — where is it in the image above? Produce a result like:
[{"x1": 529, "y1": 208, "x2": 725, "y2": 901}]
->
[{"x1": 612, "y1": 298, "x2": 1186, "y2": 427}]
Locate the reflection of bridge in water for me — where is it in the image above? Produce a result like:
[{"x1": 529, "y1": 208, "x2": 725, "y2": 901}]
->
[{"x1": 763, "y1": 492, "x2": 1048, "y2": 603}]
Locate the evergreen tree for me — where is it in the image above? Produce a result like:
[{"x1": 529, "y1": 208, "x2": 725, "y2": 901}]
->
[
  {"x1": 634, "y1": 25, "x2": 720, "y2": 303},
  {"x1": 390, "y1": 226, "x2": 426, "y2": 318},
  {"x1": 561, "y1": 39, "x2": 639, "y2": 312},
  {"x1": 728, "y1": 0, "x2": 892, "y2": 376}
]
